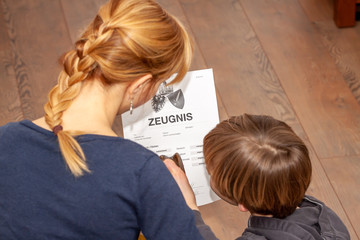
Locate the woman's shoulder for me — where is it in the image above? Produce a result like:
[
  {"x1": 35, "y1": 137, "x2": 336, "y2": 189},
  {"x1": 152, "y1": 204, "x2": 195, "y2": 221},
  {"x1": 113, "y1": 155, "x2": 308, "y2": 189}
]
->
[
  {"x1": 0, "y1": 119, "x2": 26, "y2": 130},
  {"x1": 0, "y1": 120, "x2": 34, "y2": 138},
  {"x1": 78, "y1": 134, "x2": 156, "y2": 158},
  {"x1": 78, "y1": 134, "x2": 163, "y2": 171}
]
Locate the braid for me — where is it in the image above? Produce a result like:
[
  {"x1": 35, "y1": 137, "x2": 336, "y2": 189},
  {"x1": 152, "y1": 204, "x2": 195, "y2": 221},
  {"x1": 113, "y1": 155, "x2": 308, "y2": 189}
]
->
[
  {"x1": 44, "y1": 14, "x2": 119, "y2": 177},
  {"x1": 44, "y1": 46, "x2": 95, "y2": 177},
  {"x1": 43, "y1": 0, "x2": 193, "y2": 177}
]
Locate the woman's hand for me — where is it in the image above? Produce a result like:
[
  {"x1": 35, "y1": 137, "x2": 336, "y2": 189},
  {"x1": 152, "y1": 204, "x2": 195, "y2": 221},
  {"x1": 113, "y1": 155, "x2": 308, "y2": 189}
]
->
[{"x1": 163, "y1": 159, "x2": 199, "y2": 211}]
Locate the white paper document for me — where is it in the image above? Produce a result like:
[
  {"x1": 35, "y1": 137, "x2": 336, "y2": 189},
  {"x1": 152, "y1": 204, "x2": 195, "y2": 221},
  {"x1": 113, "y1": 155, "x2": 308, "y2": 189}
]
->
[{"x1": 122, "y1": 68, "x2": 220, "y2": 206}]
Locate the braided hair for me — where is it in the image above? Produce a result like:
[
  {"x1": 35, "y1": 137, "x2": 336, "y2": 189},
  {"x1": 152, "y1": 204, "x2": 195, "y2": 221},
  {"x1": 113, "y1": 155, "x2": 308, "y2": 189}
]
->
[{"x1": 44, "y1": 0, "x2": 193, "y2": 177}]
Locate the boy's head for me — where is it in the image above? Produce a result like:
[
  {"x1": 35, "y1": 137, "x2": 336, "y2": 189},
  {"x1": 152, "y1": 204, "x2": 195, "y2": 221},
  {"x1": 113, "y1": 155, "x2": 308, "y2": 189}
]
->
[{"x1": 203, "y1": 114, "x2": 312, "y2": 218}]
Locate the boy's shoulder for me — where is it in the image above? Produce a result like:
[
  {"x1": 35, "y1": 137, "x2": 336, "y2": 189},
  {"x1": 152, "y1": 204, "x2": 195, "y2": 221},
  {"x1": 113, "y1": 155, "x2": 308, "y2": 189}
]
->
[
  {"x1": 237, "y1": 195, "x2": 350, "y2": 240},
  {"x1": 303, "y1": 195, "x2": 350, "y2": 240},
  {"x1": 235, "y1": 231, "x2": 266, "y2": 240}
]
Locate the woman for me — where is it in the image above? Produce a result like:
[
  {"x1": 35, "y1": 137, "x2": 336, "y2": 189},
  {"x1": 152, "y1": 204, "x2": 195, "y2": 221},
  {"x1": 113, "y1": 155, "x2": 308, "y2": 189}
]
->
[{"x1": 0, "y1": 0, "x2": 208, "y2": 239}]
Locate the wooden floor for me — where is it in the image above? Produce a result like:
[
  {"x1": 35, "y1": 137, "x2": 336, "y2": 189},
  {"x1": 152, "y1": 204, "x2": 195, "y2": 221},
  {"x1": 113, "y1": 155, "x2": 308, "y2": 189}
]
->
[{"x1": 1, "y1": 0, "x2": 359, "y2": 239}]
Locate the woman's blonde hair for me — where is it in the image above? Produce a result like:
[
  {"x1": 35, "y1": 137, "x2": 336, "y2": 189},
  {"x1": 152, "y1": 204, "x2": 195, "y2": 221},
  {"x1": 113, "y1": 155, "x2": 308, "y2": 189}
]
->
[
  {"x1": 44, "y1": 0, "x2": 193, "y2": 177},
  {"x1": 203, "y1": 114, "x2": 312, "y2": 218}
]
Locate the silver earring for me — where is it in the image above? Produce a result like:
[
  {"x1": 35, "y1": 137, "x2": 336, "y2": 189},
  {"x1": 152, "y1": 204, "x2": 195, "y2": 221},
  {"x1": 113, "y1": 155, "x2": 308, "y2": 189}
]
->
[{"x1": 130, "y1": 99, "x2": 133, "y2": 115}]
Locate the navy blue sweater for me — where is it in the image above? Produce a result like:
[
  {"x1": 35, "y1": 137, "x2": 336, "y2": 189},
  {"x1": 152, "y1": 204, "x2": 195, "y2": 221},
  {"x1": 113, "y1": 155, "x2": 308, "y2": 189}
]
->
[{"x1": 0, "y1": 120, "x2": 205, "y2": 240}]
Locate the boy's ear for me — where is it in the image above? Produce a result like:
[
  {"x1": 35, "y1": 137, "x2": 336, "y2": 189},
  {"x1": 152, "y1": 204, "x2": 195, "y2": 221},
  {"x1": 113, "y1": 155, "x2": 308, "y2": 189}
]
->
[
  {"x1": 127, "y1": 74, "x2": 153, "y2": 97},
  {"x1": 238, "y1": 204, "x2": 249, "y2": 212}
]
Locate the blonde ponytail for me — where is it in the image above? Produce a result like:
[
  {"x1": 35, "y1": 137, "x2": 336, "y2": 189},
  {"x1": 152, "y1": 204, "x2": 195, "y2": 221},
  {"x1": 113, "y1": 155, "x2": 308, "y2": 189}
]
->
[
  {"x1": 44, "y1": 0, "x2": 193, "y2": 177},
  {"x1": 44, "y1": 50, "x2": 92, "y2": 177}
]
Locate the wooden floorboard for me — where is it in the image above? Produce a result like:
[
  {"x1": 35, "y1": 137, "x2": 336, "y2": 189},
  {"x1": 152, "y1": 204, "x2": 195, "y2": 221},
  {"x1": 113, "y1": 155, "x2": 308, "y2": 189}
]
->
[
  {"x1": 240, "y1": 0, "x2": 360, "y2": 158},
  {"x1": 240, "y1": 0, "x2": 360, "y2": 238},
  {"x1": 1, "y1": 0, "x2": 73, "y2": 121},
  {"x1": 299, "y1": 7, "x2": 360, "y2": 234},
  {"x1": 179, "y1": 0, "x2": 359, "y2": 238},
  {"x1": 157, "y1": 0, "x2": 229, "y2": 121},
  {"x1": 305, "y1": 146, "x2": 359, "y2": 239},
  {"x1": 176, "y1": 1, "x2": 302, "y2": 237},
  {"x1": 178, "y1": 0, "x2": 298, "y2": 124},
  {"x1": 322, "y1": 156, "x2": 360, "y2": 236},
  {"x1": 298, "y1": 0, "x2": 334, "y2": 22},
  {"x1": 0, "y1": 1, "x2": 23, "y2": 125},
  {"x1": 0, "y1": 0, "x2": 34, "y2": 123},
  {"x1": 315, "y1": 21, "x2": 360, "y2": 104},
  {"x1": 61, "y1": 0, "x2": 106, "y2": 43},
  {"x1": 0, "y1": 0, "x2": 359, "y2": 239},
  {"x1": 300, "y1": 0, "x2": 360, "y2": 104},
  {"x1": 157, "y1": 0, "x2": 211, "y2": 73}
]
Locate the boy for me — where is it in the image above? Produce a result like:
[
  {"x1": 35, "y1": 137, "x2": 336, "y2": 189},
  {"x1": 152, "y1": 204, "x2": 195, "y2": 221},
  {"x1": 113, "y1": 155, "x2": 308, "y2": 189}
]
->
[{"x1": 164, "y1": 114, "x2": 350, "y2": 239}]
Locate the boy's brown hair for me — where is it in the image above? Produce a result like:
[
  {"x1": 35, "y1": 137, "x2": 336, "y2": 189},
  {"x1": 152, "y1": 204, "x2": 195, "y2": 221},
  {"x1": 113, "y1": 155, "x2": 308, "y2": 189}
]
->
[{"x1": 203, "y1": 114, "x2": 312, "y2": 218}]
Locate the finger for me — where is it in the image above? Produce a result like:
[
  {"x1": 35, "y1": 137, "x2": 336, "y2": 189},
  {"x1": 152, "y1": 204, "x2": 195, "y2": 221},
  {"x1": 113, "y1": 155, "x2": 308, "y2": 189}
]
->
[
  {"x1": 163, "y1": 159, "x2": 181, "y2": 177},
  {"x1": 164, "y1": 159, "x2": 188, "y2": 183},
  {"x1": 163, "y1": 159, "x2": 177, "y2": 171}
]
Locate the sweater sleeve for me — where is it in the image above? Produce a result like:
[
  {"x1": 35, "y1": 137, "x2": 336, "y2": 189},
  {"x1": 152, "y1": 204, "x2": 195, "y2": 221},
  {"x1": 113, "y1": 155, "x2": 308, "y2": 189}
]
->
[
  {"x1": 137, "y1": 156, "x2": 204, "y2": 240},
  {"x1": 192, "y1": 210, "x2": 219, "y2": 240}
]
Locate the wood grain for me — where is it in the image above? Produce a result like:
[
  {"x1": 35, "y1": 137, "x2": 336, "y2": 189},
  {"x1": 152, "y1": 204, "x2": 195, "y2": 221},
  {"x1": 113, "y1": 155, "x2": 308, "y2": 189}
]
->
[
  {"x1": 240, "y1": 0, "x2": 360, "y2": 238},
  {"x1": 0, "y1": 0, "x2": 359, "y2": 239},
  {"x1": 179, "y1": 0, "x2": 358, "y2": 238},
  {"x1": 61, "y1": 0, "x2": 107, "y2": 43},
  {"x1": 199, "y1": 200, "x2": 249, "y2": 239},
  {"x1": 179, "y1": 0, "x2": 298, "y2": 126},
  {"x1": 304, "y1": 143, "x2": 359, "y2": 239},
  {"x1": 157, "y1": 0, "x2": 209, "y2": 73},
  {"x1": 298, "y1": 0, "x2": 334, "y2": 22},
  {"x1": 0, "y1": 1, "x2": 23, "y2": 125},
  {"x1": 1, "y1": 0, "x2": 34, "y2": 121},
  {"x1": 300, "y1": 0, "x2": 360, "y2": 104},
  {"x1": 2, "y1": 0, "x2": 73, "y2": 120},
  {"x1": 157, "y1": 0, "x2": 228, "y2": 121},
  {"x1": 321, "y1": 156, "x2": 360, "y2": 237},
  {"x1": 240, "y1": 0, "x2": 360, "y2": 158},
  {"x1": 314, "y1": 21, "x2": 360, "y2": 104}
]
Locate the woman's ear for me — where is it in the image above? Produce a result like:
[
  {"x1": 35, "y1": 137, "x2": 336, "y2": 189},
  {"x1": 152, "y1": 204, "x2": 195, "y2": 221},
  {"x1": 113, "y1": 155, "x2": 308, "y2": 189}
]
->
[
  {"x1": 128, "y1": 74, "x2": 153, "y2": 97},
  {"x1": 238, "y1": 204, "x2": 249, "y2": 212}
]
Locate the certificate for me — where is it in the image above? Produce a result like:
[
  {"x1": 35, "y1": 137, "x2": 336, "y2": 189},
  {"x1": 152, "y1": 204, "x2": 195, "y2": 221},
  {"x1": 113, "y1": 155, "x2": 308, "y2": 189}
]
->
[{"x1": 122, "y1": 68, "x2": 220, "y2": 206}]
